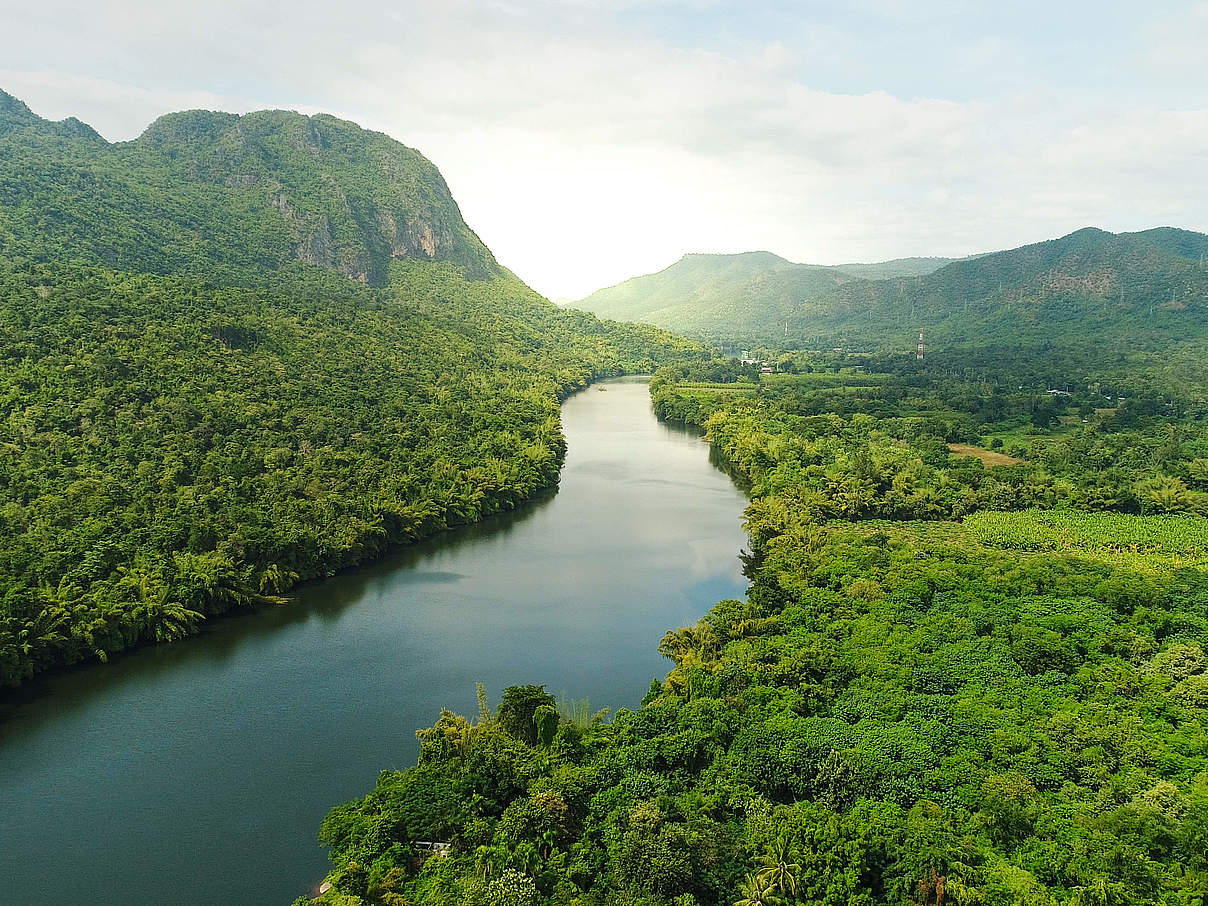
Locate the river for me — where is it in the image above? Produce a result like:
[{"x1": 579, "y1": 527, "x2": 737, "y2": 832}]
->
[{"x1": 0, "y1": 376, "x2": 749, "y2": 905}]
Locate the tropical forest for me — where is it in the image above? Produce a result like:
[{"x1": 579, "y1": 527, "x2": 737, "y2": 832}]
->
[{"x1": 2, "y1": 9, "x2": 1208, "y2": 906}]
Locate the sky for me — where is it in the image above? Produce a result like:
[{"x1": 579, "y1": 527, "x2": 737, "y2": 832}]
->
[{"x1": 1, "y1": 0, "x2": 1206, "y2": 299}]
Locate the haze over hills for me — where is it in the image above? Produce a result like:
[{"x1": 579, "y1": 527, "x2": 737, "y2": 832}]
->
[
  {"x1": 573, "y1": 250, "x2": 957, "y2": 343},
  {"x1": 0, "y1": 91, "x2": 697, "y2": 685},
  {"x1": 798, "y1": 226, "x2": 1208, "y2": 361},
  {"x1": 575, "y1": 228, "x2": 1208, "y2": 375}
]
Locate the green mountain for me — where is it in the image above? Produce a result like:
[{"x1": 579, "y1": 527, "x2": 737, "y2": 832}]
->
[
  {"x1": 574, "y1": 250, "x2": 954, "y2": 344},
  {"x1": 0, "y1": 92, "x2": 699, "y2": 685},
  {"x1": 0, "y1": 88, "x2": 496, "y2": 284},
  {"x1": 796, "y1": 227, "x2": 1208, "y2": 373},
  {"x1": 831, "y1": 255, "x2": 963, "y2": 280},
  {"x1": 576, "y1": 228, "x2": 1208, "y2": 384}
]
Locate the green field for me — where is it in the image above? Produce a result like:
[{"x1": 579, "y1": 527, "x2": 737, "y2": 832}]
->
[
  {"x1": 964, "y1": 508, "x2": 1208, "y2": 568},
  {"x1": 676, "y1": 381, "x2": 759, "y2": 391},
  {"x1": 759, "y1": 370, "x2": 893, "y2": 388}
]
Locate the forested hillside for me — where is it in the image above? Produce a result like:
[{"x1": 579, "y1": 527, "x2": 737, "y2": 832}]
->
[
  {"x1": 798, "y1": 228, "x2": 1208, "y2": 360},
  {"x1": 0, "y1": 88, "x2": 496, "y2": 283},
  {"x1": 0, "y1": 93, "x2": 701, "y2": 684},
  {"x1": 576, "y1": 229, "x2": 1208, "y2": 370},
  {"x1": 574, "y1": 252, "x2": 954, "y2": 345},
  {"x1": 305, "y1": 364, "x2": 1208, "y2": 906}
]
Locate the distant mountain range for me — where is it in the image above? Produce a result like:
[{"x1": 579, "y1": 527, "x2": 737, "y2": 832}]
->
[
  {"x1": 800, "y1": 227, "x2": 1208, "y2": 378},
  {"x1": 573, "y1": 250, "x2": 957, "y2": 343},
  {"x1": 574, "y1": 229, "x2": 1208, "y2": 361}
]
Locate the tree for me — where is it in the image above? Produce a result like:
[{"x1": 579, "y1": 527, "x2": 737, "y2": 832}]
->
[
  {"x1": 497, "y1": 685, "x2": 556, "y2": 746},
  {"x1": 756, "y1": 834, "x2": 800, "y2": 899},
  {"x1": 734, "y1": 873, "x2": 783, "y2": 906},
  {"x1": 533, "y1": 704, "x2": 558, "y2": 747},
  {"x1": 1031, "y1": 396, "x2": 1060, "y2": 429}
]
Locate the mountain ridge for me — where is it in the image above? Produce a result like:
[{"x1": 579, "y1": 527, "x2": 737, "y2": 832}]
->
[
  {"x1": 803, "y1": 224, "x2": 1208, "y2": 346},
  {"x1": 0, "y1": 88, "x2": 103, "y2": 141},
  {"x1": 573, "y1": 249, "x2": 959, "y2": 342},
  {"x1": 0, "y1": 90, "x2": 497, "y2": 284},
  {"x1": 574, "y1": 227, "x2": 1208, "y2": 355}
]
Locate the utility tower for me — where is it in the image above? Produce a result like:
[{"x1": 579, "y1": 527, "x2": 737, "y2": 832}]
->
[{"x1": 916, "y1": 328, "x2": 925, "y2": 360}]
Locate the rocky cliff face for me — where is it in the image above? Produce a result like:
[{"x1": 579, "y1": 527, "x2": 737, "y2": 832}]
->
[
  {"x1": 133, "y1": 107, "x2": 499, "y2": 283},
  {"x1": 0, "y1": 92, "x2": 499, "y2": 285}
]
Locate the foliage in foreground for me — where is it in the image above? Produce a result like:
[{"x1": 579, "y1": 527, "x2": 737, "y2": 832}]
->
[
  {"x1": 305, "y1": 370, "x2": 1208, "y2": 906},
  {"x1": 305, "y1": 519, "x2": 1208, "y2": 906}
]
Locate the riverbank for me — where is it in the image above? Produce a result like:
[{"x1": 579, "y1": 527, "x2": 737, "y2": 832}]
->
[
  {"x1": 0, "y1": 366, "x2": 645, "y2": 696},
  {"x1": 0, "y1": 377, "x2": 749, "y2": 906}
]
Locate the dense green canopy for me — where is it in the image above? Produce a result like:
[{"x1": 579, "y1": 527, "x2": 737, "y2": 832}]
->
[
  {"x1": 5, "y1": 86, "x2": 1208, "y2": 906},
  {"x1": 0, "y1": 92, "x2": 702, "y2": 684},
  {"x1": 305, "y1": 363, "x2": 1208, "y2": 906}
]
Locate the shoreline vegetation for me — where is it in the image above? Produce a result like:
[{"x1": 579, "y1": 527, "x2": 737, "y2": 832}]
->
[
  {"x1": 4, "y1": 89, "x2": 1208, "y2": 906},
  {"x1": 0, "y1": 91, "x2": 705, "y2": 690},
  {"x1": 0, "y1": 259, "x2": 700, "y2": 688},
  {"x1": 304, "y1": 360, "x2": 1208, "y2": 906}
]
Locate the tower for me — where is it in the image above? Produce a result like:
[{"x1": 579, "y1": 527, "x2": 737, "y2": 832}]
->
[{"x1": 916, "y1": 329, "x2": 925, "y2": 360}]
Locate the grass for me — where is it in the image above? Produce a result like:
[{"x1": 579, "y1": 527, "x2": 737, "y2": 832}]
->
[
  {"x1": 963, "y1": 509, "x2": 1208, "y2": 570},
  {"x1": 979, "y1": 418, "x2": 1081, "y2": 448},
  {"x1": 947, "y1": 443, "x2": 1022, "y2": 467},
  {"x1": 839, "y1": 512, "x2": 1208, "y2": 578}
]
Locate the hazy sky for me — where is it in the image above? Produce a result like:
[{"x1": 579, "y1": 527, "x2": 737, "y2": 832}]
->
[{"x1": 2, "y1": 0, "x2": 1206, "y2": 298}]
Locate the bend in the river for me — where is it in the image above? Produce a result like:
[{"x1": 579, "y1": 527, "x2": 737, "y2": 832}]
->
[{"x1": 0, "y1": 376, "x2": 749, "y2": 906}]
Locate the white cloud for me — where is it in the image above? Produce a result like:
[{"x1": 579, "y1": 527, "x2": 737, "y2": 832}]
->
[
  {"x1": 0, "y1": 0, "x2": 1205, "y2": 298},
  {"x1": 1142, "y1": 2, "x2": 1208, "y2": 74}
]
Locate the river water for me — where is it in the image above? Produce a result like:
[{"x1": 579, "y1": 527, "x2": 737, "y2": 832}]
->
[{"x1": 0, "y1": 376, "x2": 749, "y2": 905}]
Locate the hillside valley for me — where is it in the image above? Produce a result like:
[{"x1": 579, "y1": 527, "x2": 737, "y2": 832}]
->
[
  {"x1": 576, "y1": 229, "x2": 1208, "y2": 396},
  {"x1": 3, "y1": 82, "x2": 1208, "y2": 906},
  {"x1": 0, "y1": 91, "x2": 700, "y2": 686},
  {"x1": 574, "y1": 251, "x2": 957, "y2": 345}
]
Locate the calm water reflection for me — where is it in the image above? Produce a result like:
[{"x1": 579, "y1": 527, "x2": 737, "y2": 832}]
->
[{"x1": 0, "y1": 376, "x2": 749, "y2": 906}]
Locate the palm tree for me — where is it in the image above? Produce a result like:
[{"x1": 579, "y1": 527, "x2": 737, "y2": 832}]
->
[
  {"x1": 114, "y1": 569, "x2": 202, "y2": 644},
  {"x1": 734, "y1": 872, "x2": 782, "y2": 906},
  {"x1": 1136, "y1": 475, "x2": 1192, "y2": 513},
  {"x1": 147, "y1": 597, "x2": 204, "y2": 643},
  {"x1": 258, "y1": 563, "x2": 299, "y2": 594},
  {"x1": 658, "y1": 621, "x2": 720, "y2": 668},
  {"x1": 756, "y1": 834, "x2": 800, "y2": 899},
  {"x1": 17, "y1": 606, "x2": 70, "y2": 662},
  {"x1": 509, "y1": 841, "x2": 541, "y2": 875},
  {"x1": 476, "y1": 682, "x2": 492, "y2": 725}
]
